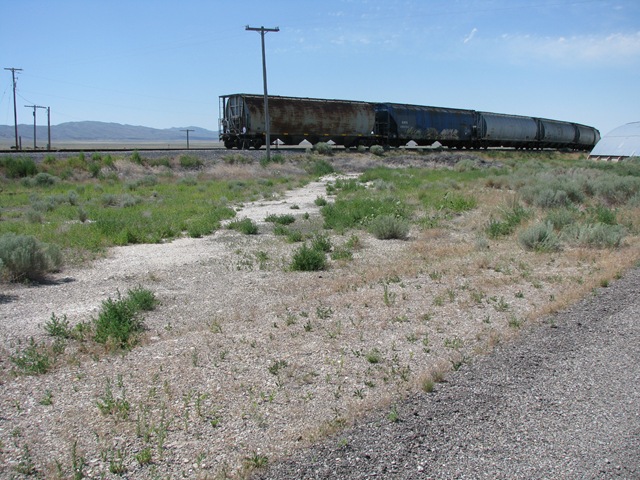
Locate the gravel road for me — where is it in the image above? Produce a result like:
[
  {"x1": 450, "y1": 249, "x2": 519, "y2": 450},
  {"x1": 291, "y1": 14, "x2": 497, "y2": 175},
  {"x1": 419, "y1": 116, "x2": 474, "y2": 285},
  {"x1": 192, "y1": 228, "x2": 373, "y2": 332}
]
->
[{"x1": 256, "y1": 266, "x2": 640, "y2": 479}]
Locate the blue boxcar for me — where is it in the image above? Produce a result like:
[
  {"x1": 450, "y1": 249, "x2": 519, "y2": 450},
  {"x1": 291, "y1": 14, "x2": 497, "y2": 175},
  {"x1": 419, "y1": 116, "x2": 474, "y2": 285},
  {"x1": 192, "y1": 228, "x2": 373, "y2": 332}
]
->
[{"x1": 375, "y1": 103, "x2": 476, "y2": 147}]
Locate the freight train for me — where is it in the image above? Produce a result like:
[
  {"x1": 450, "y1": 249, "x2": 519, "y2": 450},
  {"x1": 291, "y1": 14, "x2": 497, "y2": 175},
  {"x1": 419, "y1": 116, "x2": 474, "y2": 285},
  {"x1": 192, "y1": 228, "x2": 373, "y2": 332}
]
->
[{"x1": 219, "y1": 94, "x2": 600, "y2": 151}]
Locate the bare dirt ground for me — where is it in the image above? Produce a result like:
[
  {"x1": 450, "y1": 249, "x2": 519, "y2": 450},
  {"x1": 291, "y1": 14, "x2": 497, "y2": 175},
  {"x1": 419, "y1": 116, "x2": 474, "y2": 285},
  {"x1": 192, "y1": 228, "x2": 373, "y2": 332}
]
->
[{"x1": 0, "y1": 152, "x2": 638, "y2": 479}]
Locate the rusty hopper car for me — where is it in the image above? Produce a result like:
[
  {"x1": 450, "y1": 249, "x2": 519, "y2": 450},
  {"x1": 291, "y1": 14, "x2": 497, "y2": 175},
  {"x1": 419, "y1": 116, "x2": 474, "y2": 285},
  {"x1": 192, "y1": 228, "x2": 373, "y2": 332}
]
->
[{"x1": 219, "y1": 94, "x2": 377, "y2": 149}]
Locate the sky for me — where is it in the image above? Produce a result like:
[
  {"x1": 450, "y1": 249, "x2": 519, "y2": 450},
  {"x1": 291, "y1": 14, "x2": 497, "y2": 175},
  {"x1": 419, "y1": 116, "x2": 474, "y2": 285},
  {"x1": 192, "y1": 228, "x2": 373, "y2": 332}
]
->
[{"x1": 1, "y1": 0, "x2": 639, "y2": 136}]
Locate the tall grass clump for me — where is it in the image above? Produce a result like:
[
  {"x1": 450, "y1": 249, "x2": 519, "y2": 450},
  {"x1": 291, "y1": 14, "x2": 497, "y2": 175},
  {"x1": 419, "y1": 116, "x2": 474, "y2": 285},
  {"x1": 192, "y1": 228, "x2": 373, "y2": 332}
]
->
[
  {"x1": 314, "y1": 196, "x2": 328, "y2": 206},
  {"x1": 518, "y1": 222, "x2": 562, "y2": 252},
  {"x1": 592, "y1": 175, "x2": 640, "y2": 205},
  {"x1": 588, "y1": 204, "x2": 617, "y2": 225},
  {"x1": 333, "y1": 178, "x2": 364, "y2": 193},
  {"x1": 563, "y1": 223, "x2": 626, "y2": 249},
  {"x1": 439, "y1": 193, "x2": 477, "y2": 213},
  {"x1": 224, "y1": 153, "x2": 252, "y2": 165},
  {"x1": 1, "y1": 156, "x2": 38, "y2": 178},
  {"x1": 179, "y1": 155, "x2": 203, "y2": 169},
  {"x1": 454, "y1": 158, "x2": 480, "y2": 172},
  {"x1": 130, "y1": 150, "x2": 143, "y2": 165},
  {"x1": 306, "y1": 158, "x2": 335, "y2": 176},
  {"x1": 259, "y1": 153, "x2": 285, "y2": 167},
  {"x1": 265, "y1": 213, "x2": 295, "y2": 225},
  {"x1": 544, "y1": 207, "x2": 579, "y2": 230},
  {"x1": 322, "y1": 195, "x2": 409, "y2": 231},
  {"x1": 227, "y1": 218, "x2": 259, "y2": 235},
  {"x1": 369, "y1": 215, "x2": 410, "y2": 240},
  {"x1": 486, "y1": 201, "x2": 530, "y2": 239},
  {"x1": 0, "y1": 233, "x2": 62, "y2": 282}
]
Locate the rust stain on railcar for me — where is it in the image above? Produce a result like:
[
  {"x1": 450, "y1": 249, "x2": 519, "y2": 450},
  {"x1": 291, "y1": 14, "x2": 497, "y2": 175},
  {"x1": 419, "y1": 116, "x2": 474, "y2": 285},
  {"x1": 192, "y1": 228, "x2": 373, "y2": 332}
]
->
[{"x1": 243, "y1": 96, "x2": 375, "y2": 138}]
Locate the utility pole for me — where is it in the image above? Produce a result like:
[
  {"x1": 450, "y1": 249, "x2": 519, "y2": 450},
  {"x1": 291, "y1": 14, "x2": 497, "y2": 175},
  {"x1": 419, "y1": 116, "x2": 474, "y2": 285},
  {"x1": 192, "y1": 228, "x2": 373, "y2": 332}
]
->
[
  {"x1": 24, "y1": 105, "x2": 47, "y2": 149},
  {"x1": 4, "y1": 67, "x2": 22, "y2": 150},
  {"x1": 180, "y1": 129, "x2": 194, "y2": 150},
  {"x1": 25, "y1": 105, "x2": 37, "y2": 149},
  {"x1": 245, "y1": 25, "x2": 279, "y2": 162},
  {"x1": 46, "y1": 106, "x2": 51, "y2": 150}
]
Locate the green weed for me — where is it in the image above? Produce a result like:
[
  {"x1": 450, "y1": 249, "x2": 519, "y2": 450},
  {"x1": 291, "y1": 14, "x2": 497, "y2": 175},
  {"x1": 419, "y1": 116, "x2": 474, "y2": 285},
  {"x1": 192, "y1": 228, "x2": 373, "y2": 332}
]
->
[
  {"x1": 290, "y1": 243, "x2": 326, "y2": 271},
  {"x1": 366, "y1": 348, "x2": 382, "y2": 364},
  {"x1": 96, "y1": 378, "x2": 130, "y2": 419},
  {"x1": 10, "y1": 337, "x2": 51, "y2": 375},
  {"x1": 135, "y1": 447, "x2": 152, "y2": 465},
  {"x1": 44, "y1": 313, "x2": 74, "y2": 339},
  {"x1": 265, "y1": 213, "x2": 295, "y2": 225},
  {"x1": 305, "y1": 158, "x2": 335, "y2": 176},
  {"x1": 179, "y1": 155, "x2": 203, "y2": 169},
  {"x1": 268, "y1": 359, "x2": 288, "y2": 375},
  {"x1": 227, "y1": 218, "x2": 259, "y2": 235},
  {"x1": 93, "y1": 288, "x2": 155, "y2": 350}
]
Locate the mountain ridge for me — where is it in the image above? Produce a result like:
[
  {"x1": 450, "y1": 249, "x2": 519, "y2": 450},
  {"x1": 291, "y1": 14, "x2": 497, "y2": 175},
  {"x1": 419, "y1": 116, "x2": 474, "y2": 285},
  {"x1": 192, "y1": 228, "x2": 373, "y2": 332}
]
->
[{"x1": 0, "y1": 121, "x2": 218, "y2": 142}]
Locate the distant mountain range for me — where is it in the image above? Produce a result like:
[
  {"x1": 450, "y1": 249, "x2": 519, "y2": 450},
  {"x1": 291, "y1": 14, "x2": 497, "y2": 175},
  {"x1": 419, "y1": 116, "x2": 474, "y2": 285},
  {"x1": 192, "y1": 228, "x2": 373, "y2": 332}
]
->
[{"x1": 0, "y1": 121, "x2": 218, "y2": 143}]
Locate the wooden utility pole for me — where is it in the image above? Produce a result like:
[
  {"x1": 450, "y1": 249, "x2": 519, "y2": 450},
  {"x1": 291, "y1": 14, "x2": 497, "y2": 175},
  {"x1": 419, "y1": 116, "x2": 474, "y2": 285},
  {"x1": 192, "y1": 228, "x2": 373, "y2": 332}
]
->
[
  {"x1": 25, "y1": 105, "x2": 37, "y2": 149},
  {"x1": 181, "y1": 129, "x2": 194, "y2": 149},
  {"x1": 46, "y1": 106, "x2": 51, "y2": 150},
  {"x1": 4, "y1": 67, "x2": 22, "y2": 150},
  {"x1": 245, "y1": 25, "x2": 279, "y2": 162},
  {"x1": 24, "y1": 105, "x2": 47, "y2": 149}
]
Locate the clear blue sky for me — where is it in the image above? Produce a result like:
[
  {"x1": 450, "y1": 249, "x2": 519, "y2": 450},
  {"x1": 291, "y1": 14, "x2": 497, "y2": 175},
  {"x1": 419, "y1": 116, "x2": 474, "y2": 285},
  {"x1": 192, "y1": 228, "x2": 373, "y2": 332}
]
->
[{"x1": 1, "y1": 0, "x2": 638, "y2": 136}]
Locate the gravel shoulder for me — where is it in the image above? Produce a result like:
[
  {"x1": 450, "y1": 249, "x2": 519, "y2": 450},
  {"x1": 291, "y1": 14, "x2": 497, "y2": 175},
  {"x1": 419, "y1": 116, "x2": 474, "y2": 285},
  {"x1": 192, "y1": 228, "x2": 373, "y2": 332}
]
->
[{"x1": 257, "y1": 265, "x2": 640, "y2": 479}]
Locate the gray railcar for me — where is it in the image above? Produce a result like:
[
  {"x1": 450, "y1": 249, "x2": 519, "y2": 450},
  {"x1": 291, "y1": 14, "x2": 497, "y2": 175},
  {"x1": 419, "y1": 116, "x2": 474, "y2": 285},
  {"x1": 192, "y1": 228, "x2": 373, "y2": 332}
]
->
[
  {"x1": 575, "y1": 123, "x2": 600, "y2": 147},
  {"x1": 478, "y1": 113, "x2": 538, "y2": 147},
  {"x1": 538, "y1": 118, "x2": 578, "y2": 146}
]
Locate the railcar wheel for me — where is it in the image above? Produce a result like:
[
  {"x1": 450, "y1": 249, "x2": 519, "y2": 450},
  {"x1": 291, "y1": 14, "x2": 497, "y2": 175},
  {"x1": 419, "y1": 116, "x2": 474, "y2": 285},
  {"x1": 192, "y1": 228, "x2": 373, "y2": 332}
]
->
[{"x1": 252, "y1": 139, "x2": 263, "y2": 149}]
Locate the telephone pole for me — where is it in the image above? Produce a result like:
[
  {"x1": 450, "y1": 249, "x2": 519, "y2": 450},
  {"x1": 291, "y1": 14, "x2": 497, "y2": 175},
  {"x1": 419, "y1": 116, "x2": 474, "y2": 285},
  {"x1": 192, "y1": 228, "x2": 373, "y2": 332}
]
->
[
  {"x1": 245, "y1": 25, "x2": 279, "y2": 162},
  {"x1": 45, "y1": 107, "x2": 51, "y2": 150},
  {"x1": 25, "y1": 105, "x2": 47, "y2": 150},
  {"x1": 180, "y1": 129, "x2": 194, "y2": 149},
  {"x1": 4, "y1": 67, "x2": 22, "y2": 150}
]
